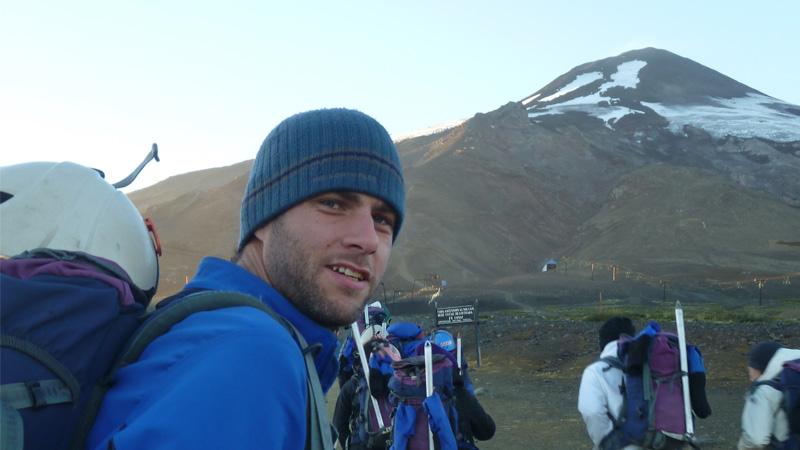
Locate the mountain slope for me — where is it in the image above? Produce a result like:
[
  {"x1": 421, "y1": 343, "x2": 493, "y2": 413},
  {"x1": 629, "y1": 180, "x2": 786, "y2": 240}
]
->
[
  {"x1": 130, "y1": 48, "x2": 800, "y2": 298},
  {"x1": 568, "y1": 164, "x2": 800, "y2": 277}
]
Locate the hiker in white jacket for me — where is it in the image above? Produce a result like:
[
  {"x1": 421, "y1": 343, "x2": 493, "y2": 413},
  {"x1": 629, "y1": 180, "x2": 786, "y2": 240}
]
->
[
  {"x1": 578, "y1": 317, "x2": 639, "y2": 450},
  {"x1": 738, "y1": 341, "x2": 800, "y2": 450}
]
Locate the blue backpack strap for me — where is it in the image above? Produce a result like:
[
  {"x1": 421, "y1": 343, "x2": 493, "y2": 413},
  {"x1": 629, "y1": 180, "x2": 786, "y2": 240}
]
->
[
  {"x1": 597, "y1": 356, "x2": 626, "y2": 430},
  {"x1": 750, "y1": 378, "x2": 782, "y2": 395},
  {"x1": 599, "y1": 356, "x2": 624, "y2": 372},
  {"x1": 642, "y1": 362, "x2": 658, "y2": 443},
  {"x1": 423, "y1": 392, "x2": 458, "y2": 450},
  {"x1": 70, "y1": 290, "x2": 333, "y2": 450},
  {"x1": 390, "y1": 403, "x2": 418, "y2": 450},
  {"x1": 0, "y1": 336, "x2": 79, "y2": 410}
]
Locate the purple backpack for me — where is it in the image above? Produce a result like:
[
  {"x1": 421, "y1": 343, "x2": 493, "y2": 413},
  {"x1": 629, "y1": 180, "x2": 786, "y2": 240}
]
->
[
  {"x1": 601, "y1": 322, "x2": 707, "y2": 450},
  {"x1": 643, "y1": 333, "x2": 686, "y2": 434},
  {"x1": 388, "y1": 348, "x2": 458, "y2": 450}
]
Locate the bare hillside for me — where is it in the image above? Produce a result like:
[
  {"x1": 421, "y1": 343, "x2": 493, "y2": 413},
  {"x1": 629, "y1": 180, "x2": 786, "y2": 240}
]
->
[{"x1": 129, "y1": 48, "x2": 800, "y2": 299}]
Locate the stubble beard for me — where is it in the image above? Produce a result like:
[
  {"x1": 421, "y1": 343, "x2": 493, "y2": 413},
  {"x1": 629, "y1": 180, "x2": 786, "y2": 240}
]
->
[{"x1": 265, "y1": 217, "x2": 371, "y2": 328}]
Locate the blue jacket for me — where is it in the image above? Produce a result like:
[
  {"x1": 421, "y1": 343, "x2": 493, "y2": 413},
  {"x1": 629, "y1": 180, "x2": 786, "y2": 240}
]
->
[{"x1": 87, "y1": 257, "x2": 339, "y2": 450}]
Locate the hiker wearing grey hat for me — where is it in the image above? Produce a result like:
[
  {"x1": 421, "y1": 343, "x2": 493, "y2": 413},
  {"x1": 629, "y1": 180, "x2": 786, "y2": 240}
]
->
[
  {"x1": 738, "y1": 341, "x2": 800, "y2": 450},
  {"x1": 88, "y1": 108, "x2": 405, "y2": 450}
]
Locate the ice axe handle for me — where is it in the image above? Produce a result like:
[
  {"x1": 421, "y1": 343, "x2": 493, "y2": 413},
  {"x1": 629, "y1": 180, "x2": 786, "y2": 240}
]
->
[
  {"x1": 675, "y1": 301, "x2": 694, "y2": 437},
  {"x1": 112, "y1": 143, "x2": 160, "y2": 189}
]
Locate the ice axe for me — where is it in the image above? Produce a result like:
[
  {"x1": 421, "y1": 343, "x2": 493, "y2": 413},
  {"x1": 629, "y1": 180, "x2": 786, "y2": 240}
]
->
[
  {"x1": 350, "y1": 322, "x2": 385, "y2": 430},
  {"x1": 113, "y1": 143, "x2": 160, "y2": 189},
  {"x1": 674, "y1": 301, "x2": 695, "y2": 441},
  {"x1": 424, "y1": 340, "x2": 434, "y2": 450},
  {"x1": 456, "y1": 334, "x2": 462, "y2": 375}
]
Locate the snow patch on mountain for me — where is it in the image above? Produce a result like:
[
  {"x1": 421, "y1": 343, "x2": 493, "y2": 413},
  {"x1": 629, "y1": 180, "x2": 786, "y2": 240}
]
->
[
  {"x1": 521, "y1": 93, "x2": 541, "y2": 106},
  {"x1": 601, "y1": 60, "x2": 647, "y2": 91},
  {"x1": 538, "y1": 72, "x2": 603, "y2": 103},
  {"x1": 642, "y1": 94, "x2": 800, "y2": 142},
  {"x1": 526, "y1": 60, "x2": 647, "y2": 128},
  {"x1": 525, "y1": 58, "x2": 800, "y2": 142}
]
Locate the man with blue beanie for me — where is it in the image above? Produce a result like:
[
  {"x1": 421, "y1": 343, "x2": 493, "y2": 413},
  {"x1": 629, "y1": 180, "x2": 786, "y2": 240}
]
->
[{"x1": 87, "y1": 108, "x2": 405, "y2": 450}]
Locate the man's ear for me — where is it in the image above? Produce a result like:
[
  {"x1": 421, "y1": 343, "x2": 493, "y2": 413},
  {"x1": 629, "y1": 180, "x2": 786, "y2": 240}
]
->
[{"x1": 254, "y1": 225, "x2": 270, "y2": 242}]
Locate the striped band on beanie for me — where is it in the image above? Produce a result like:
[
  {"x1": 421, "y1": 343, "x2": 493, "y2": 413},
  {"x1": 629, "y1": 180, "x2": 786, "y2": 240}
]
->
[{"x1": 239, "y1": 108, "x2": 405, "y2": 249}]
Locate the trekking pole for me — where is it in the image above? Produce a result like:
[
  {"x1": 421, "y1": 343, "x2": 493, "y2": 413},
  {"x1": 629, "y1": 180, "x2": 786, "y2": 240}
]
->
[
  {"x1": 674, "y1": 301, "x2": 695, "y2": 439},
  {"x1": 350, "y1": 322, "x2": 386, "y2": 429},
  {"x1": 424, "y1": 340, "x2": 435, "y2": 450},
  {"x1": 456, "y1": 334, "x2": 462, "y2": 375}
]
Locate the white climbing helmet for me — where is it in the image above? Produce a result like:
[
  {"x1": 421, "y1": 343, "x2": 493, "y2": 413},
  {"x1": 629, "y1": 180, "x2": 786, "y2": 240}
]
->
[
  {"x1": 0, "y1": 161, "x2": 160, "y2": 295},
  {"x1": 360, "y1": 323, "x2": 389, "y2": 347}
]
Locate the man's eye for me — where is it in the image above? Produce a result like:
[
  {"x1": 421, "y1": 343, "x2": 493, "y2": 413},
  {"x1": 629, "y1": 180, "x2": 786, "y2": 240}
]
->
[
  {"x1": 374, "y1": 214, "x2": 394, "y2": 228},
  {"x1": 320, "y1": 199, "x2": 341, "y2": 209}
]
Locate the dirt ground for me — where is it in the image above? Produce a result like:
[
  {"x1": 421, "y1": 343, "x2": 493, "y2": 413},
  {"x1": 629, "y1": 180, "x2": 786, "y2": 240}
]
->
[{"x1": 328, "y1": 300, "x2": 800, "y2": 450}]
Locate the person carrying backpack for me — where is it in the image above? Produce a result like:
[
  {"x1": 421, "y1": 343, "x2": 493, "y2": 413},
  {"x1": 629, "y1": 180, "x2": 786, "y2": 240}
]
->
[
  {"x1": 388, "y1": 340, "x2": 460, "y2": 450},
  {"x1": 582, "y1": 318, "x2": 712, "y2": 450},
  {"x1": 738, "y1": 341, "x2": 800, "y2": 450},
  {"x1": 431, "y1": 329, "x2": 495, "y2": 449},
  {"x1": 85, "y1": 108, "x2": 406, "y2": 450},
  {"x1": 333, "y1": 335, "x2": 400, "y2": 450},
  {"x1": 578, "y1": 317, "x2": 639, "y2": 450}
]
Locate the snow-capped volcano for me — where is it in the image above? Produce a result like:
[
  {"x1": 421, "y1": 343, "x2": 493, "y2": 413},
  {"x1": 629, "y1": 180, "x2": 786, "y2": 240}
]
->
[{"x1": 522, "y1": 48, "x2": 800, "y2": 142}]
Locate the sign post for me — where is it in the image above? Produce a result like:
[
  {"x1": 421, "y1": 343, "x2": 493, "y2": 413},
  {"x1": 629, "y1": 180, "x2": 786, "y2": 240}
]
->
[
  {"x1": 435, "y1": 300, "x2": 481, "y2": 367},
  {"x1": 475, "y1": 300, "x2": 481, "y2": 367}
]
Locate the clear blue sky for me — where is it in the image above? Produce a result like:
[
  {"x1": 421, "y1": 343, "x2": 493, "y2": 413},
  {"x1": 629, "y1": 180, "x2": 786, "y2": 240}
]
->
[{"x1": 2, "y1": 1, "x2": 798, "y2": 189}]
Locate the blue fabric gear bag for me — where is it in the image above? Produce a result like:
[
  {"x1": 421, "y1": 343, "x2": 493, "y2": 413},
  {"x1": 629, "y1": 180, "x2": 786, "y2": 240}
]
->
[
  {"x1": 778, "y1": 359, "x2": 800, "y2": 450},
  {"x1": 0, "y1": 252, "x2": 146, "y2": 450},
  {"x1": 387, "y1": 322, "x2": 426, "y2": 358},
  {"x1": 750, "y1": 359, "x2": 800, "y2": 450},
  {"x1": 1, "y1": 251, "x2": 335, "y2": 450}
]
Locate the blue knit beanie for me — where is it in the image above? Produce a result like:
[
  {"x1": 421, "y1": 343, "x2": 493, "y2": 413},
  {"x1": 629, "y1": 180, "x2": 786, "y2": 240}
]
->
[{"x1": 239, "y1": 108, "x2": 405, "y2": 249}]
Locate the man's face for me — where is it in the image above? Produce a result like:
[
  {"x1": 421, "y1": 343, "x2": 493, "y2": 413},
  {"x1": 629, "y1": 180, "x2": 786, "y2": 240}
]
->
[
  {"x1": 256, "y1": 191, "x2": 396, "y2": 328},
  {"x1": 748, "y1": 367, "x2": 762, "y2": 382}
]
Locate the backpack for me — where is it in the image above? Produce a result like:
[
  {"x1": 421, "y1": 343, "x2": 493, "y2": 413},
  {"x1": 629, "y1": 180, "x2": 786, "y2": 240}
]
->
[
  {"x1": 785, "y1": 360, "x2": 800, "y2": 446},
  {"x1": 347, "y1": 373, "x2": 394, "y2": 450},
  {"x1": 387, "y1": 322, "x2": 426, "y2": 358},
  {"x1": 388, "y1": 345, "x2": 458, "y2": 450},
  {"x1": 0, "y1": 251, "x2": 332, "y2": 450},
  {"x1": 600, "y1": 322, "x2": 708, "y2": 450},
  {"x1": 752, "y1": 358, "x2": 800, "y2": 450}
]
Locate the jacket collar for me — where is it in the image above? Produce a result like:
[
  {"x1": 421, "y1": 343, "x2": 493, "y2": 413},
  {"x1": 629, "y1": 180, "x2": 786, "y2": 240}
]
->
[
  {"x1": 600, "y1": 340, "x2": 619, "y2": 358},
  {"x1": 185, "y1": 256, "x2": 340, "y2": 392},
  {"x1": 758, "y1": 347, "x2": 800, "y2": 381}
]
